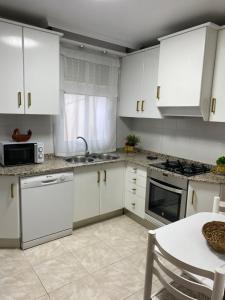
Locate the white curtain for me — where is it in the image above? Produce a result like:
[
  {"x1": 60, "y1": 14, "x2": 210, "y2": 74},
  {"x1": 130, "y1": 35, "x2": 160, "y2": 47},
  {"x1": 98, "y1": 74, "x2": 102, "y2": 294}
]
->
[{"x1": 54, "y1": 47, "x2": 120, "y2": 156}]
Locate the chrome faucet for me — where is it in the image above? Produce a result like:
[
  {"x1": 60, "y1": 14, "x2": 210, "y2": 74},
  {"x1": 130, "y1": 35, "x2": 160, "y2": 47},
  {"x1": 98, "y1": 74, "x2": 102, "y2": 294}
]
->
[{"x1": 77, "y1": 136, "x2": 89, "y2": 156}]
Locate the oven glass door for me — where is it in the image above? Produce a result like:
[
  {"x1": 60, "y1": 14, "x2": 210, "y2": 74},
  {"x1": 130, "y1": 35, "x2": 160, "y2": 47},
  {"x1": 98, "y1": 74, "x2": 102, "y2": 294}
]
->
[
  {"x1": 147, "y1": 178, "x2": 183, "y2": 223},
  {"x1": 4, "y1": 144, "x2": 35, "y2": 166}
]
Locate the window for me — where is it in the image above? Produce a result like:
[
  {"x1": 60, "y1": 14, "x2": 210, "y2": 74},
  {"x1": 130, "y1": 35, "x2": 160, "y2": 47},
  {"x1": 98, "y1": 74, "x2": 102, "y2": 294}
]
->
[{"x1": 54, "y1": 47, "x2": 119, "y2": 156}]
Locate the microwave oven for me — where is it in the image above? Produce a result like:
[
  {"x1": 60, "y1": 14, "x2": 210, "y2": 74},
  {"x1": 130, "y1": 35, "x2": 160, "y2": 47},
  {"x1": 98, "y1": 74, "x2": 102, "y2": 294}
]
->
[{"x1": 0, "y1": 141, "x2": 44, "y2": 166}]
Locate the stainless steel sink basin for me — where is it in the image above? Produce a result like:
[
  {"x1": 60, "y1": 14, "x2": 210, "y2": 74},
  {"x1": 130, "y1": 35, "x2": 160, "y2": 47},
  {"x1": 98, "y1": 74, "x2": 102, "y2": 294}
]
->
[
  {"x1": 65, "y1": 156, "x2": 95, "y2": 164},
  {"x1": 65, "y1": 153, "x2": 119, "y2": 164}
]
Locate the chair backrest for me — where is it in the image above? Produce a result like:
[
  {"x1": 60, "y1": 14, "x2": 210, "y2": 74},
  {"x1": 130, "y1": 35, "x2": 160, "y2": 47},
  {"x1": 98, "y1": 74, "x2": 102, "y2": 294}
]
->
[
  {"x1": 149, "y1": 230, "x2": 225, "y2": 300},
  {"x1": 213, "y1": 196, "x2": 225, "y2": 214}
]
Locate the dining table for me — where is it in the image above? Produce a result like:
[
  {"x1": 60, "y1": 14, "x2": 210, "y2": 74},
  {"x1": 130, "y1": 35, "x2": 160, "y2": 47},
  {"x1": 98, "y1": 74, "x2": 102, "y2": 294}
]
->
[{"x1": 155, "y1": 212, "x2": 225, "y2": 274}]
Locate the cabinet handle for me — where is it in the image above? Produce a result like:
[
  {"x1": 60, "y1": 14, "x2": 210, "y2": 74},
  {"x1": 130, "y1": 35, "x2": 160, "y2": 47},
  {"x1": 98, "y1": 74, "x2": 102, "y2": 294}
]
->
[
  {"x1": 18, "y1": 92, "x2": 22, "y2": 107},
  {"x1": 104, "y1": 170, "x2": 107, "y2": 182},
  {"x1": 97, "y1": 171, "x2": 100, "y2": 183},
  {"x1": 211, "y1": 98, "x2": 216, "y2": 114},
  {"x1": 131, "y1": 202, "x2": 136, "y2": 207},
  {"x1": 141, "y1": 100, "x2": 144, "y2": 112},
  {"x1": 136, "y1": 101, "x2": 140, "y2": 112},
  {"x1": 191, "y1": 190, "x2": 195, "y2": 206},
  {"x1": 11, "y1": 183, "x2": 14, "y2": 198},
  {"x1": 132, "y1": 178, "x2": 136, "y2": 182},
  {"x1": 28, "y1": 92, "x2": 32, "y2": 107},
  {"x1": 157, "y1": 86, "x2": 160, "y2": 100}
]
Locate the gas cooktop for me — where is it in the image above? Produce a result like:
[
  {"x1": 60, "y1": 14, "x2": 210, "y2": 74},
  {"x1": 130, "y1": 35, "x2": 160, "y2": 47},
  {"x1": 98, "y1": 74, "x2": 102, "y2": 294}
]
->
[{"x1": 152, "y1": 159, "x2": 211, "y2": 177}]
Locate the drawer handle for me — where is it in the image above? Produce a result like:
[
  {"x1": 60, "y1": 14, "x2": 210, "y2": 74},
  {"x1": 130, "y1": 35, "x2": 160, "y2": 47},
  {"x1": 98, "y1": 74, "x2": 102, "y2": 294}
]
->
[
  {"x1": 104, "y1": 170, "x2": 107, "y2": 182},
  {"x1": 11, "y1": 183, "x2": 14, "y2": 198},
  {"x1": 131, "y1": 202, "x2": 135, "y2": 206},
  {"x1": 97, "y1": 171, "x2": 100, "y2": 183},
  {"x1": 28, "y1": 92, "x2": 32, "y2": 107},
  {"x1": 132, "y1": 178, "x2": 136, "y2": 182},
  {"x1": 136, "y1": 101, "x2": 140, "y2": 112},
  {"x1": 18, "y1": 92, "x2": 22, "y2": 107},
  {"x1": 141, "y1": 100, "x2": 144, "y2": 112},
  {"x1": 211, "y1": 98, "x2": 216, "y2": 114},
  {"x1": 191, "y1": 190, "x2": 195, "y2": 206}
]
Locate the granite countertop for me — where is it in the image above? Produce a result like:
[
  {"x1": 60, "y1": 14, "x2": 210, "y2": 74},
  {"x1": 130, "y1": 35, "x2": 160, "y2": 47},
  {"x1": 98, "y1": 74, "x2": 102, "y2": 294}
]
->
[{"x1": 0, "y1": 150, "x2": 224, "y2": 184}]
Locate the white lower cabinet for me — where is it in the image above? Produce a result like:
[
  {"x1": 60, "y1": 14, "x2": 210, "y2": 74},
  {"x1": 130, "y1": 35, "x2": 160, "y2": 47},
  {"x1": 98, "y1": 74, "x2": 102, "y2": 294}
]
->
[
  {"x1": 73, "y1": 166, "x2": 100, "y2": 222},
  {"x1": 124, "y1": 164, "x2": 147, "y2": 218},
  {"x1": 73, "y1": 163, "x2": 125, "y2": 222},
  {"x1": 0, "y1": 176, "x2": 20, "y2": 239},
  {"x1": 186, "y1": 181, "x2": 221, "y2": 216},
  {"x1": 100, "y1": 164, "x2": 125, "y2": 214}
]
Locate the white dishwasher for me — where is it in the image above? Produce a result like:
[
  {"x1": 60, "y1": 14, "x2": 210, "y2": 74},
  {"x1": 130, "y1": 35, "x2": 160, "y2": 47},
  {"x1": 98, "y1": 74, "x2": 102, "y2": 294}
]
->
[{"x1": 20, "y1": 172, "x2": 73, "y2": 249}]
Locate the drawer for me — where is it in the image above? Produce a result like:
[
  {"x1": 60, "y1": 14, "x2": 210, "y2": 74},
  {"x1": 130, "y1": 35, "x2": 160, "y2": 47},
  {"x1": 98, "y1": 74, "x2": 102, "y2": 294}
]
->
[
  {"x1": 126, "y1": 183, "x2": 146, "y2": 199},
  {"x1": 127, "y1": 165, "x2": 146, "y2": 178},
  {"x1": 125, "y1": 190, "x2": 145, "y2": 218},
  {"x1": 126, "y1": 172, "x2": 147, "y2": 188}
]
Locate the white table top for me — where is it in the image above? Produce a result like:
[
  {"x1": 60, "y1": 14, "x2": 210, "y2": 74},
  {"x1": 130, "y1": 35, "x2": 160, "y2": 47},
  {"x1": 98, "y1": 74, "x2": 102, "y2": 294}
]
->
[{"x1": 156, "y1": 212, "x2": 225, "y2": 273}]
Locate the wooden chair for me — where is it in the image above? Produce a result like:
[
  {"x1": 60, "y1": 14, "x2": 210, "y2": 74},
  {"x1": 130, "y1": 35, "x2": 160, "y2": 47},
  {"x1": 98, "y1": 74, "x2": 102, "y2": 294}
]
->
[
  {"x1": 213, "y1": 196, "x2": 225, "y2": 214},
  {"x1": 143, "y1": 230, "x2": 225, "y2": 300}
]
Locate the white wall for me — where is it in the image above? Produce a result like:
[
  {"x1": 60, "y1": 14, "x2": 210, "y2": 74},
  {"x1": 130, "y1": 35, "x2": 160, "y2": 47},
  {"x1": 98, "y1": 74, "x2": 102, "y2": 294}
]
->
[
  {"x1": 0, "y1": 115, "x2": 54, "y2": 153},
  {"x1": 118, "y1": 117, "x2": 225, "y2": 164}
]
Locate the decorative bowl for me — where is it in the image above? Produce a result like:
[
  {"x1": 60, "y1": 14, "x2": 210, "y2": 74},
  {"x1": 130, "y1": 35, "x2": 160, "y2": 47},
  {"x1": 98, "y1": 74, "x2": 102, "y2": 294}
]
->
[{"x1": 12, "y1": 128, "x2": 32, "y2": 142}]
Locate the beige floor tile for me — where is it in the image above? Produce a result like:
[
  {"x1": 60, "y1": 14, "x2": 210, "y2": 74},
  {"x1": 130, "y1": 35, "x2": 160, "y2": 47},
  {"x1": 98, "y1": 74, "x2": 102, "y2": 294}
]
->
[
  {"x1": 125, "y1": 289, "x2": 144, "y2": 300},
  {"x1": 60, "y1": 229, "x2": 101, "y2": 252},
  {"x1": 49, "y1": 275, "x2": 112, "y2": 300},
  {"x1": 92, "y1": 252, "x2": 146, "y2": 296},
  {"x1": 0, "y1": 248, "x2": 24, "y2": 260},
  {"x1": 104, "y1": 235, "x2": 147, "y2": 257},
  {"x1": 34, "y1": 252, "x2": 88, "y2": 293},
  {"x1": 37, "y1": 295, "x2": 50, "y2": 300},
  {"x1": 24, "y1": 240, "x2": 66, "y2": 266},
  {"x1": 92, "y1": 266, "x2": 135, "y2": 299},
  {"x1": 0, "y1": 250, "x2": 32, "y2": 279},
  {"x1": 74, "y1": 241, "x2": 121, "y2": 273},
  {"x1": 0, "y1": 268, "x2": 46, "y2": 300}
]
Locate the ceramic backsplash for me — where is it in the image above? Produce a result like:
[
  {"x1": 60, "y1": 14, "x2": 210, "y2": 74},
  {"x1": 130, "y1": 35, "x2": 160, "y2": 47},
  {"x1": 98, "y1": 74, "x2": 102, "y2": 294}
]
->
[{"x1": 118, "y1": 117, "x2": 225, "y2": 165}]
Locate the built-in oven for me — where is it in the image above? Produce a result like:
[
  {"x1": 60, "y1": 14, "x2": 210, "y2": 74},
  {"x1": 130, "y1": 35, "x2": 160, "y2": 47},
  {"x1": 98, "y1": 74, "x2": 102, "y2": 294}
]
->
[{"x1": 145, "y1": 169, "x2": 188, "y2": 225}]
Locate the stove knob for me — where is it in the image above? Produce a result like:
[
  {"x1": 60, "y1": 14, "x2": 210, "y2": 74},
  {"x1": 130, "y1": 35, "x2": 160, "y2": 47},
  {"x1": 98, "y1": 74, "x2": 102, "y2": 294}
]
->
[
  {"x1": 38, "y1": 154, "x2": 43, "y2": 159},
  {"x1": 38, "y1": 147, "x2": 43, "y2": 152}
]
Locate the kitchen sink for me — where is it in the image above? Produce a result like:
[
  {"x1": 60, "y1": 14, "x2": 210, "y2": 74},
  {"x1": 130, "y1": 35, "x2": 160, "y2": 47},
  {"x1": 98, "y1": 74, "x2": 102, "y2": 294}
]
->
[
  {"x1": 65, "y1": 153, "x2": 119, "y2": 164},
  {"x1": 65, "y1": 156, "x2": 95, "y2": 164}
]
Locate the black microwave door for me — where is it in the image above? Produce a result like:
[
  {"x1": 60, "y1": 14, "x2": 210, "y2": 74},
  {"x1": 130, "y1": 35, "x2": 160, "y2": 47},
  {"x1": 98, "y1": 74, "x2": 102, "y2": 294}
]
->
[
  {"x1": 148, "y1": 181, "x2": 181, "y2": 222},
  {"x1": 4, "y1": 144, "x2": 35, "y2": 166}
]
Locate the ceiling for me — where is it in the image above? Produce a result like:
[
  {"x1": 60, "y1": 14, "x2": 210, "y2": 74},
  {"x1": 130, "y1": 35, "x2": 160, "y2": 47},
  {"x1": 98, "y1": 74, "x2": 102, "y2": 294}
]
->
[{"x1": 0, "y1": 0, "x2": 225, "y2": 49}]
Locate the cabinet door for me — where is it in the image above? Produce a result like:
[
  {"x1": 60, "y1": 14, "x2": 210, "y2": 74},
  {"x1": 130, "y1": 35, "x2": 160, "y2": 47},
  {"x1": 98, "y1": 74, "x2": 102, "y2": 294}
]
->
[
  {"x1": 0, "y1": 177, "x2": 20, "y2": 239},
  {"x1": 73, "y1": 167, "x2": 100, "y2": 222},
  {"x1": 186, "y1": 181, "x2": 221, "y2": 217},
  {"x1": 119, "y1": 53, "x2": 143, "y2": 117},
  {"x1": 157, "y1": 27, "x2": 207, "y2": 107},
  {"x1": 141, "y1": 47, "x2": 162, "y2": 118},
  {"x1": 23, "y1": 28, "x2": 60, "y2": 115},
  {"x1": 210, "y1": 29, "x2": 225, "y2": 122},
  {"x1": 100, "y1": 163, "x2": 125, "y2": 214},
  {"x1": 0, "y1": 21, "x2": 24, "y2": 114}
]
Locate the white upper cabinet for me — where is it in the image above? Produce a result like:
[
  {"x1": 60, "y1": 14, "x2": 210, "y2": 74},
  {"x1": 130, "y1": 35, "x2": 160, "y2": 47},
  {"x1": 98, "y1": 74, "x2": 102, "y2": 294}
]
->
[
  {"x1": 119, "y1": 52, "x2": 143, "y2": 117},
  {"x1": 157, "y1": 23, "x2": 218, "y2": 120},
  {"x1": 119, "y1": 46, "x2": 162, "y2": 118},
  {"x1": 210, "y1": 28, "x2": 225, "y2": 122},
  {"x1": 23, "y1": 28, "x2": 60, "y2": 115},
  {"x1": 0, "y1": 18, "x2": 61, "y2": 115},
  {"x1": 0, "y1": 22, "x2": 24, "y2": 114}
]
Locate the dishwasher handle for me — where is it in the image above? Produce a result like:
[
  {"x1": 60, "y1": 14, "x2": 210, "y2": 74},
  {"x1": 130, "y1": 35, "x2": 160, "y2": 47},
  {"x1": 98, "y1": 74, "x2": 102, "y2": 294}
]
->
[{"x1": 41, "y1": 179, "x2": 58, "y2": 185}]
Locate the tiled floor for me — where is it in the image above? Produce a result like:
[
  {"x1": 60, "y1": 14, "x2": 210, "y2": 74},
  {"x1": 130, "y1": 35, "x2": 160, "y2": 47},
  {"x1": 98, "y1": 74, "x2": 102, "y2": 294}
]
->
[{"x1": 0, "y1": 215, "x2": 163, "y2": 300}]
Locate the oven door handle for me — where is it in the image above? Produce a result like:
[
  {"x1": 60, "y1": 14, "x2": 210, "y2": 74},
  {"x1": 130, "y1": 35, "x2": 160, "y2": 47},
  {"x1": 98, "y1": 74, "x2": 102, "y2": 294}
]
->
[{"x1": 149, "y1": 178, "x2": 183, "y2": 195}]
